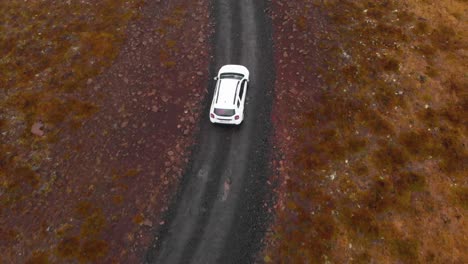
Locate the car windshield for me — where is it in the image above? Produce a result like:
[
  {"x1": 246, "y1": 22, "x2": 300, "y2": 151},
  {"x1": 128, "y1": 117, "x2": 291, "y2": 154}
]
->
[
  {"x1": 214, "y1": 108, "x2": 235, "y2": 116},
  {"x1": 220, "y1": 73, "x2": 243, "y2": 80}
]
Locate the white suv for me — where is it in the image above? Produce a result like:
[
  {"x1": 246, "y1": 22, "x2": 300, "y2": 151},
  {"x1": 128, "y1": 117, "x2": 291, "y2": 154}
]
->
[{"x1": 209, "y1": 65, "x2": 249, "y2": 125}]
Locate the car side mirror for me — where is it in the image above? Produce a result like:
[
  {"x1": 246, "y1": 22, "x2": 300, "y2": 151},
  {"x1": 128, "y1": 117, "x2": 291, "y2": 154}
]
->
[{"x1": 213, "y1": 76, "x2": 218, "y2": 80}]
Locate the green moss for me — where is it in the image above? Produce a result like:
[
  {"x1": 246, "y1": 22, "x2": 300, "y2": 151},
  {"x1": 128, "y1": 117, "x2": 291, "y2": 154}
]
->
[
  {"x1": 398, "y1": 130, "x2": 439, "y2": 157},
  {"x1": 438, "y1": 135, "x2": 467, "y2": 174},
  {"x1": 390, "y1": 239, "x2": 419, "y2": 262},
  {"x1": 450, "y1": 186, "x2": 468, "y2": 209},
  {"x1": 375, "y1": 86, "x2": 403, "y2": 110},
  {"x1": 359, "y1": 110, "x2": 395, "y2": 135},
  {"x1": 346, "y1": 208, "x2": 380, "y2": 238},
  {"x1": 372, "y1": 144, "x2": 409, "y2": 172},
  {"x1": 394, "y1": 171, "x2": 426, "y2": 193},
  {"x1": 367, "y1": 177, "x2": 395, "y2": 212},
  {"x1": 347, "y1": 137, "x2": 367, "y2": 153}
]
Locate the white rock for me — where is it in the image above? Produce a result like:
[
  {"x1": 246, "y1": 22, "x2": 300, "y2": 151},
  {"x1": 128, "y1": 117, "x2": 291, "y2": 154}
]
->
[{"x1": 31, "y1": 121, "x2": 45, "y2": 136}]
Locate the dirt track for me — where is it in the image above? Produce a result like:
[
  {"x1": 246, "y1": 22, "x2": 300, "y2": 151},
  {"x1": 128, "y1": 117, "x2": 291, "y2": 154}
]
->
[{"x1": 145, "y1": 1, "x2": 275, "y2": 263}]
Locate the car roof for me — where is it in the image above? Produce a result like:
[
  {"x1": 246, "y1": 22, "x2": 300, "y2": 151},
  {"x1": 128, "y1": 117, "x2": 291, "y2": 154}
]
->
[
  {"x1": 215, "y1": 78, "x2": 240, "y2": 107},
  {"x1": 219, "y1": 64, "x2": 249, "y2": 78}
]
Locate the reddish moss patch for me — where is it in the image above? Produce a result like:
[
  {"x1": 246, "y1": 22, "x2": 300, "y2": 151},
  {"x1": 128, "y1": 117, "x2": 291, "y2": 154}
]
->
[
  {"x1": 79, "y1": 239, "x2": 109, "y2": 263},
  {"x1": 124, "y1": 168, "x2": 140, "y2": 178},
  {"x1": 133, "y1": 213, "x2": 145, "y2": 225},
  {"x1": 0, "y1": 227, "x2": 19, "y2": 247},
  {"x1": 80, "y1": 209, "x2": 106, "y2": 238},
  {"x1": 75, "y1": 201, "x2": 99, "y2": 219},
  {"x1": 0, "y1": 118, "x2": 7, "y2": 130},
  {"x1": 56, "y1": 236, "x2": 80, "y2": 259},
  {"x1": 25, "y1": 251, "x2": 49, "y2": 264},
  {"x1": 13, "y1": 166, "x2": 40, "y2": 188}
]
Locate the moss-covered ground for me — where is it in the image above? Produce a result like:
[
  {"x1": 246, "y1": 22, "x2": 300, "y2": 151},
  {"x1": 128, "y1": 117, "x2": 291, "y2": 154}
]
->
[
  {"x1": 0, "y1": 0, "x2": 212, "y2": 262},
  {"x1": 264, "y1": 0, "x2": 467, "y2": 263}
]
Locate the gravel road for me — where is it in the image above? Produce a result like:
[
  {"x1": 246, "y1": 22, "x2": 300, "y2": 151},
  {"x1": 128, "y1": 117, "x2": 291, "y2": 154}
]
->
[{"x1": 145, "y1": 0, "x2": 275, "y2": 263}]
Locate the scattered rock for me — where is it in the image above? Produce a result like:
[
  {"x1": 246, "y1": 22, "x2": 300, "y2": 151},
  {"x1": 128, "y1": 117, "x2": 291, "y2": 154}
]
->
[
  {"x1": 141, "y1": 219, "x2": 152, "y2": 227},
  {"x1": 329, "y1": 171, "x2": 337, "y2": 181},
  {"x1": 222, "y1": 178, "x2": 232, "y2": 201},
  {"x1": 31, "y1": 121, "x2": 45, "y2": 136}
]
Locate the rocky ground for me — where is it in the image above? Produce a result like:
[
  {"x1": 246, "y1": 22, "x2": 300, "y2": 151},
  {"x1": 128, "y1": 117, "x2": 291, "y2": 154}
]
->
[
  {"x1": 0, "y1": 0, "x2": 212, "y2": 262},
  {"x1": 263, "y1": 0, "x2": 466, "y2": 263}
]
